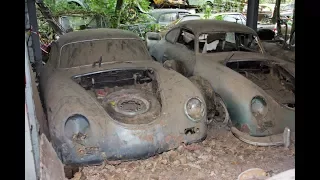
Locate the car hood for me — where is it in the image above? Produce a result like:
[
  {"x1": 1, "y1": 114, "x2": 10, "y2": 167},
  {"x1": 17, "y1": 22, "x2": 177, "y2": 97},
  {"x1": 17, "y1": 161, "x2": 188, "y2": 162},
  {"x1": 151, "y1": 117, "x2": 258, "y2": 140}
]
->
[
  {"x1": 45, "y1": 60, "x2": 205, "y2": 124},
  {"x1": 197, "y1": 51, "x2": 295, "y2": 77}
]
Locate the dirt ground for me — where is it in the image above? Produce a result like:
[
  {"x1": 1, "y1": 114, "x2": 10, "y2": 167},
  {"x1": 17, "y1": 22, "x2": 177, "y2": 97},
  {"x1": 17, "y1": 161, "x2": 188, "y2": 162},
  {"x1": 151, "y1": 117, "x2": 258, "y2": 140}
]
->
[{"x1": 72, "y1": 124, "x2": 295, "y2": 180}]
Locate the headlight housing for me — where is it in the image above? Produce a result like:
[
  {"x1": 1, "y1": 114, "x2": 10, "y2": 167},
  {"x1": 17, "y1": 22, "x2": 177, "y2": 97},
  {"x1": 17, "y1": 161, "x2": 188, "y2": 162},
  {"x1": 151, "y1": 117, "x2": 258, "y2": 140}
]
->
[
  {"x1": 184, "y1": 97, "x2": 206, "y2": 122},
  {"x1": 251, "y1": 96, "x2": 268, "y2": 117},
  {"x1": 64, "y1": 114, "x2": 91, "y2": 140}
]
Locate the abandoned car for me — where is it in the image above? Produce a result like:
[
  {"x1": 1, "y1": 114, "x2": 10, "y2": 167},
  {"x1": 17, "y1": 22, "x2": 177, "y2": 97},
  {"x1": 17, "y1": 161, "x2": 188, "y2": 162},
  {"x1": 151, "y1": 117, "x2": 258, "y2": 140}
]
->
[
  {"x1": 147, "y1": 20, "x2": 295, "y2": 145},
  {"x1": 39, "y1": 28, "x2": 208, "y2": 165}
]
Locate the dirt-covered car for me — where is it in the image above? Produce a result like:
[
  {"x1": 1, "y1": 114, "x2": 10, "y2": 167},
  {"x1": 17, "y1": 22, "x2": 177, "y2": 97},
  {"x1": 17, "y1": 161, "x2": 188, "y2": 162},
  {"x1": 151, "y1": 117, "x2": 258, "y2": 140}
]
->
[
  {"x1": 39, "y1": 28, "x2": 208, "y2": 165},
  {"x1": 147, "y1": 20, "x2": 295, "y2": 146}
]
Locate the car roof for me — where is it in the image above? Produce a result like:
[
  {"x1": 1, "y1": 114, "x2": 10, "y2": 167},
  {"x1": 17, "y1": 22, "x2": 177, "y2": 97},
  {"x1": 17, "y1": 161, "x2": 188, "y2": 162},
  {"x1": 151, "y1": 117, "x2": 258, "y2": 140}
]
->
[
  {"x1": 211, "y1": 12, "x2": 242, "y2": 16},
  {"x1": 195, "y1": 12, "x2": 243, "y2": 19},
  {"x1": 149, "y1": 8, "x2": 190, "y2": 14},
  {"x1": 149, "y1": 8, "x2": 190, "y2": 19},
  {"x1": 173, "y1": 19, "x2": 257, "y2": 35},
  {"x1": 183, "y1": 14, "x2": 201, "y2": 17},
  {"x1": 55, "y1": 28, "x2": 141, "y2": 49}
]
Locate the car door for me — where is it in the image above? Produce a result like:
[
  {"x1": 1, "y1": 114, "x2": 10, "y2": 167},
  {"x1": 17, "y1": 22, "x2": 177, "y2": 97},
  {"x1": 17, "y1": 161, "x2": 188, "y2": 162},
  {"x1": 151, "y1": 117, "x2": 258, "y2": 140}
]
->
[{"x1": 163, "y1": 28, "x2": 196, "y2": 76}]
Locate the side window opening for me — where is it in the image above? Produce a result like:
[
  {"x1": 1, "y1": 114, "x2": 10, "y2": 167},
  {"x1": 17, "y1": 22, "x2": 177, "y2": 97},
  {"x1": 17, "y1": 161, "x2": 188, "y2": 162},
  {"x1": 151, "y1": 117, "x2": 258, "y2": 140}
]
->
[
  {"x1": 177, "y1": 29, "x2": 195, "y2": 51},
  {"x1": 165, "y1": 28, "x2": 180, "y2": 44},
  {"x1": 178, "y1": 12, "x2": 190, "y2": 19},
  {"x1": 159, "y1": 13, "x2": 178, "y2": 23},
  {"x1": 199, "y1": 32, "x2": 260, "y2": 53},
  {"x1": 199, "y1": 32, "x2": 228, "y2": 53}
]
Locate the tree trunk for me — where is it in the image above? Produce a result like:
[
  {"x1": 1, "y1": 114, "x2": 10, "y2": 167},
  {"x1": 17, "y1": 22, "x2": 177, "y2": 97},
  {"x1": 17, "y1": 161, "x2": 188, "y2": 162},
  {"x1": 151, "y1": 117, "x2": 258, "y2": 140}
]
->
[
  {"x1": 274, "y1": 0, "x2": 281, "y2": 35},
  {"x1": 290, "y1": 3, "x2": 295, "y2": 36},
  {"x1": 272, "y1": 0, "x2": 281, "y2": 24},
  {"x1": 116, "y1": 0, "x2": 124, "y2": 11},
  {"x1": 36, "y1": 0, "x2": 65, "y2": 35}
]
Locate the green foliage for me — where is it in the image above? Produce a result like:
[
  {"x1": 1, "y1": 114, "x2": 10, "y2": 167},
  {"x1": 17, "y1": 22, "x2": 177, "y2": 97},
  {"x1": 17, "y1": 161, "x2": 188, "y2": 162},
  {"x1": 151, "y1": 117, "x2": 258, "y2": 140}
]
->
[
  {"x1": 41, "y1": 0, "x2": 151, "y2": 28},
  {"x1": 203, "y1": 5, "x2": 212, "y2": 19},
  {"x1": 199, "y1": 0, "x2": 246, "y2": 14},
  {"x1": 43, "y1": 0, "x2": 88, "y2": 15},
  {"x1": 214, "y1": 14, "x2": 224, "y2": 21}
]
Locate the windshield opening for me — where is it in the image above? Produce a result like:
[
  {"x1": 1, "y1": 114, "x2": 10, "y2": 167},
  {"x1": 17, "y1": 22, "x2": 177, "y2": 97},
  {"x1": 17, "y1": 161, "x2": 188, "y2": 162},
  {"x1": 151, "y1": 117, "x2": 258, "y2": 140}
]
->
[
  {"x1": 198, "y1": 32, "x2": 261, "y2": 53},
  {"x1": 59, "y1": 39, "x2": 151, "y2": 68}
]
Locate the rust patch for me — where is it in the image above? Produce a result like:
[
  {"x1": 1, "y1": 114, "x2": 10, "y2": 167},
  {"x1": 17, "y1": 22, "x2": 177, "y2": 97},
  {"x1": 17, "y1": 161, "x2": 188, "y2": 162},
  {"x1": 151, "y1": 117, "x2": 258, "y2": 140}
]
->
[
  {"x1": 165, "y1": 135, "x2": 184, "y2": 150},
  {"x1": 241, "y1": 124, "x2": 251, "y2": 133},
  {"x1": 165, "y1": 135, "x2": 173, "y2": 143},
  {"x1": 77, "y1": 148, "x2": 86, "y2": 156},
  {"x1": 76, "y1": 146, "x2": 100, "y2": 157},
  {"x1": 140, "y1": 134, "x2": 154, "y2": 142}
]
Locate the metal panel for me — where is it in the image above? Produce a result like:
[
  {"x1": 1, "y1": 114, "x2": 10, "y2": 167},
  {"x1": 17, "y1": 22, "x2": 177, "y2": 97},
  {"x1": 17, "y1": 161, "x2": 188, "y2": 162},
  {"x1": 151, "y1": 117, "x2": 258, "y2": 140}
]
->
[
  {"x1": 26, "y1": 0, "x2": 43, "y2": 74},
  {"x1": 40, "y1": 134, "x2": 67, "y2": 180},
  {"x1": 26, "y1": 40, "x2": 40, "y2": 179},
  {"x1": 25, "y1": 105, "x2": 37, "y2": 180}
]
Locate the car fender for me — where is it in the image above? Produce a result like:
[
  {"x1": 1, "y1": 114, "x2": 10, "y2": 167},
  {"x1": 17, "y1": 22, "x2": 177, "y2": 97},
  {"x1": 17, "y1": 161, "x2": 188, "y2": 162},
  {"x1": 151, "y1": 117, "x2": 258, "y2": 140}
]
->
[
  {"x1": 149, "y1": 39, "x2": 168, "y2": 63},
  {"x1": 193, "y1": 59, "x2": 294, "y2": 136}
]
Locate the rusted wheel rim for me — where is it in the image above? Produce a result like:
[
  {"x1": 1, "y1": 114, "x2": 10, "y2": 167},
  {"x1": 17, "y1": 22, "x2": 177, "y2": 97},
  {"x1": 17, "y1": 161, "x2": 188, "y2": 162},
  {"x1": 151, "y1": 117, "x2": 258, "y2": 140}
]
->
[
  {"x1": 110, "y1": 95, "x2": 150, "y2": 116},
  {"x1": 212, "y1": 96, "x2": 230, "y2": 126}
]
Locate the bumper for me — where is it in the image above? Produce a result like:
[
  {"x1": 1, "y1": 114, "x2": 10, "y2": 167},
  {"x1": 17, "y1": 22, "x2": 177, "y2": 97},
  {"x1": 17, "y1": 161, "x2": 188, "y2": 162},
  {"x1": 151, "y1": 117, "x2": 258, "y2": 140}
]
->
[
  {"x1": 59, "y1": 122, "x2": 207, "y2": 165},
  {"x1": 231, "y1": 127, "x2": 291, "y2": 147}
]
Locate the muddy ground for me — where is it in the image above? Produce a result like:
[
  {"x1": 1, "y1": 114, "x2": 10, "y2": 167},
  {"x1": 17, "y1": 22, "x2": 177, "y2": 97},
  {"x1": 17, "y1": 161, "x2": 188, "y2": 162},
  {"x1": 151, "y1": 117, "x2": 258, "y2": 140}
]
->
[{"x1": 72, "y1": 124, "x2": 295, "y2": 180}]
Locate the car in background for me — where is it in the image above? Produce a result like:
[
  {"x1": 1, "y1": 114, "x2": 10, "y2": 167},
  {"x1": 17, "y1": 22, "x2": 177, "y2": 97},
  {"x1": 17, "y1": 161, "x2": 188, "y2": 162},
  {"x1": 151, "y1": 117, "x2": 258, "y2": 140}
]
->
[
  {"x1": 243, "y1": 3, "x2": 274, "y2": 15},
  {"x1": 172, "y1": 12, "x2": 277, "y2": 40},
  {"x1": 280, "y1": 3, "x2": 294, "y2": 14},
  {"x1": 209, "y1": 12, "x2": 274, "y2": 30},
  {"x1": 39, "y1": 28, "x2": 208, "y2": 165},
  {"x1": 166, "y1": 12, "x2": 274, "y2": 30},
  {"x1": 164, "y1": 14, "x2": 202, "y2": 31},
  {"x1": 149, "y1": 9, "x2": 192, "y2": 27},
  {"x1": 56, "y1": 0, "x2": 150, "y2": 31},
  {"x1": 209, "y1": 12, "x2": 294, "y2": 40},
  {"x1": 146, "y1": 20, "x2": 295, "y2": 146}
]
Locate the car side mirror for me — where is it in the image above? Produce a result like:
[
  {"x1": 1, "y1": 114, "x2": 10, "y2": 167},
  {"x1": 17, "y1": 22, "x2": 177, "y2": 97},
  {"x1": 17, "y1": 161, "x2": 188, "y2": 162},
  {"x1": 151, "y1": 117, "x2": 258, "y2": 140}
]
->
[{"x1": 145, "y1": 32, "x2": 162, "y2": 41}]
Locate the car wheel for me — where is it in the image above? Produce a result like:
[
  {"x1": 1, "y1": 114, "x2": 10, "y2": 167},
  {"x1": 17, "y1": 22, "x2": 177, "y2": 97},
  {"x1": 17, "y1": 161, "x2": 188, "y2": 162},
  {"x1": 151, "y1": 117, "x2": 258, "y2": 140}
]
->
[
  {"x1": 188, "y1": 76, "x2": 216, "y2": 123},
  {"x1": 211, "y1": 93, "x2": 230, "y2": 127},
  {"x1": 104, "y1": 89, "x2": 161, "y2": 125}
]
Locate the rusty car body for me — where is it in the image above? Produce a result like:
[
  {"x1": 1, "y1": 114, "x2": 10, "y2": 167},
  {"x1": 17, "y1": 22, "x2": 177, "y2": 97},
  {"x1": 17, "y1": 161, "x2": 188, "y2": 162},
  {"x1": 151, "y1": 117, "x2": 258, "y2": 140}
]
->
[
  {"x1": 147, "y1": 20, "x2": 295, "y2": 146},
  {"x1": 39, "y1": 28, "x2": 208, "y2": 165}
]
